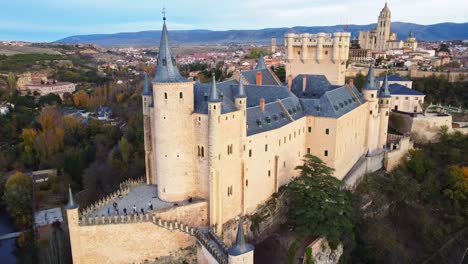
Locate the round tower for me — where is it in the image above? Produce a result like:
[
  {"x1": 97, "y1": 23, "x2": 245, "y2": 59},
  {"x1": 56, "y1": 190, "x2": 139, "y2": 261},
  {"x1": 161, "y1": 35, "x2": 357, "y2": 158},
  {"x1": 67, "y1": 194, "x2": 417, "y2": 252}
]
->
[
  {"x1": 142, "y1": 73, "x2": 154, "y2": 184},
  {"x1": 362, "y1": 64, "x2": 380, "y2": 154},
  {"x1": 208, "y1": 76, "x2": 222, "y2": 232},
  {"x1": 378, "y1": 75, "x2": 392, "y2": 149},
  {"x1": 153, "y1": 16, "x2": 195, "y2": 202}
]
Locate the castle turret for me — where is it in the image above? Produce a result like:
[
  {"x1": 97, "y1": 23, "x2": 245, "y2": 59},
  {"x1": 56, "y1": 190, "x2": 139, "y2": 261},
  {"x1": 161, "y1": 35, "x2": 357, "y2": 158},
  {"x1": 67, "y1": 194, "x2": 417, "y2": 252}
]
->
[
  {"x1": 378, "y1": 75, "x2": 392, "y2": 149},
  {"x1": 208, "y1": 76, "x2": 223, "y2": 233},
  {"x1": 228, "y1": 219, "x2": 254, "y2": 264},
  {"x1": 65, "y1": 186, "x2": 80, "y2": 264},
  {"x1": 362, "y1": 64, "x2": 380, "y2": 154},
  {"x1": 142, "y1": 73, "x2": 154, "y2": 184},
  {"x1": 152, "y1": 15, "x2": 196, "y2": 202}
]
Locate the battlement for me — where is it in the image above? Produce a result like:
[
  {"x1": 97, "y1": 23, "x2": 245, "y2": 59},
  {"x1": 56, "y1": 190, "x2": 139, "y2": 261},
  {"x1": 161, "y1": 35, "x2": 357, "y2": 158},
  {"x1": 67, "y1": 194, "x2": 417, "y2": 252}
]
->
[{"x1": 285, "y1": 32, "x2": 351, "y2": 47}]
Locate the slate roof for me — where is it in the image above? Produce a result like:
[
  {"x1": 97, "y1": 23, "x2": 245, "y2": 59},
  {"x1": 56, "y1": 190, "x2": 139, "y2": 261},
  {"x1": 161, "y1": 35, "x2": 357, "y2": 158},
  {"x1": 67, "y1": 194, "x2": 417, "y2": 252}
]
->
[
  {"x1": 363, "y1": 64, "x2": 377, "y2": 90},
  {"x1": 153, "y1": 19, "x2": 188, "y2": 83},
  {"x1": 376, "y1": 75, "x2": 410, "y2": 82},
  {"x1": 240, "y1": 68, "x2": 281, "y2": 86},
  {"x1": 255, "y1": 55, "x2": 266, "y2": 70},
  {"x1": 379, "y1": 75, "x2": 392, "y2": 98},
  {"x1": 193, "y1": 74, "x2": 365, "y2": 135},
  {"x1": 142, "y1": 73, "x2": 152, "y2": 95},
  {"x1": 228, "y1": 220, "x2": 254, "y2": 256},
  {"x1": 389, "y1": 83, "x2": 425, "y2": 96}
]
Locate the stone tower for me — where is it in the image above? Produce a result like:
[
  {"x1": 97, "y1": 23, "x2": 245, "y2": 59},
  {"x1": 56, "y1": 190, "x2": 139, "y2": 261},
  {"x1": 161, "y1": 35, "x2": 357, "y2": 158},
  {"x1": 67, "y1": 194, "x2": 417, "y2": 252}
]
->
[
  {"x1": 271, "y1": 37, "x2": 276, "y2": 53},
  {"x1": 284, "y1": 32, "x2": 350, "y2": 85},
  {"x1": 152, "y1": 16, "x2": 196, "y2": 202},
  {"x1": 378, "y1": 75, "x2": 392, "y2": 149},
  {"x1": 376, "y1": 3, "x2": 391, "y2": 51},
  {"x1": 142, "y1": 73, "x2": 154, "y2": 184},
  {"x1": 362, "y1": 64, "x2": 380, "y2": 154},
  {"x1": 208, "y1": 77, "x2": 223, "y2": 232},
  {"x1": 228, "y1": 219, "x2": 254, "y2": 264}
]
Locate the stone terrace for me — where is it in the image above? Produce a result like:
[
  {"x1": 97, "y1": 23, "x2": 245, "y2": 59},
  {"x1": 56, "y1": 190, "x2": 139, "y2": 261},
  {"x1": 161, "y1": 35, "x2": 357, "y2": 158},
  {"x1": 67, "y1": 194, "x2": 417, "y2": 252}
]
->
[{"x1": 92, "y1": 185, "x2": 189, "y2": 216}]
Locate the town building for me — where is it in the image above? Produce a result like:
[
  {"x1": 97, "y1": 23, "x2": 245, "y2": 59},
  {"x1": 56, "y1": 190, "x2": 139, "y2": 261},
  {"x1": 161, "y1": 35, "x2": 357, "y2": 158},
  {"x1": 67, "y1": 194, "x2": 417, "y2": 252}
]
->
[
  {"x1": 358, "y1": 3, "x2": 418, "y2": 52},
  {"x1": 16, "y1": 71, "x2": 75, "y2": 98}
]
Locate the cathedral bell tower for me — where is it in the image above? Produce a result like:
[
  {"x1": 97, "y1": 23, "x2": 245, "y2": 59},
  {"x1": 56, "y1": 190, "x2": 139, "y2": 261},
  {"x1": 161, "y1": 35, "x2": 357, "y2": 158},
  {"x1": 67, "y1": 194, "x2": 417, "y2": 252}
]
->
[{"x1": 376, "y1": 2, "x2": 391, "y2": 50}]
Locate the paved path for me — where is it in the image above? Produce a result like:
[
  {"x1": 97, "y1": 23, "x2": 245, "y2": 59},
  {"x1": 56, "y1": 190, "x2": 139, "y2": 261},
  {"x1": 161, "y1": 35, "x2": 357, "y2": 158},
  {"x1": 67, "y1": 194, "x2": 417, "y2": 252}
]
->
[{"x1": 93, "y1": 185, "x2": 187, "y2": 216}]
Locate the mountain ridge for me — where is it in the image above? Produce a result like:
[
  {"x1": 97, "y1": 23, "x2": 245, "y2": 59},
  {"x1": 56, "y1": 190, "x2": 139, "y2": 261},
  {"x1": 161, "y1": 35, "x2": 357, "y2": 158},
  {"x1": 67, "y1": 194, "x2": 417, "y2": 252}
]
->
[{"x1": 55, "y1": 22, "x2": 468, "y2": 46}]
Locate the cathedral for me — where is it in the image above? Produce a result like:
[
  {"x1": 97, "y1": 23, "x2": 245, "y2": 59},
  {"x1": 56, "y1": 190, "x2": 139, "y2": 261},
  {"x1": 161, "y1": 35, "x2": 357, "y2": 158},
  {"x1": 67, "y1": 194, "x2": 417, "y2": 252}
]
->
[
  {"x1": 142, "y1": 15, "x2": 391, "y2": 232},
  {"x1": 358, "y1": 3, "x2": 418, "y2": 51}
]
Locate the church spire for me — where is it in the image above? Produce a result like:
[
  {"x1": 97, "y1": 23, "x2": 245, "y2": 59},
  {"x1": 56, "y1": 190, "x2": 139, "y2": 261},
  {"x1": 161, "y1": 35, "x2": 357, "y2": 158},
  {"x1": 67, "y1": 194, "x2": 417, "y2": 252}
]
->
[
  {"x1": 209, "y1": 76, "x2": 220, "y2": 102},
  {"x1": 153, "y1": 12, "x2": 187, "y2": 83},
  {"x1": 142, "y1": 72, "x2": 152, "y2": 95},
  {"x1": 379, "y1": 74, "x2": 392, "y2": 98},
  {"x1": 228, "y1": 218, "x2": 254, "y2": 256},
  {"x1": 236, "y1": 76, "x2": 246, "y2": 98},
  {"x1": 66, "y1": 185, "x2": 78, "y2": 209},
  {"x1": 363, "y1": 64, "x2": 377, "y2": 90}
]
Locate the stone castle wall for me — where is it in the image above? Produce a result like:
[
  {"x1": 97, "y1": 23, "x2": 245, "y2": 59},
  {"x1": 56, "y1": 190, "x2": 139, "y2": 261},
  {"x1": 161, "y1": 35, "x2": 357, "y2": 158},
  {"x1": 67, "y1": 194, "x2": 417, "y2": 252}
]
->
[
  {"x1": 68, "y1": 201, "x2": 208, "y2": 264},
  {"x1": 389, "y1": 112, "x2": 452, "y2": 143}
]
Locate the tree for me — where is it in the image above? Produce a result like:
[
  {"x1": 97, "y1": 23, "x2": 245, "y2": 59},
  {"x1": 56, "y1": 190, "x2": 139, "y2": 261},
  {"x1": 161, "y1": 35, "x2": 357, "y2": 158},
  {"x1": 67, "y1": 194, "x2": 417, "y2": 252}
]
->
[
  {"x1": 6, "y1": 72, "x2": 17, "y2": 95},
  {"x1": 272, "y1": 65, "x2": 286, "y2": 83},
  {"x1": 288, "y1": 154, "x2": 354, "y2": 249},
  {"x1": 118, "y1": 137, "x2": 130, "y2": 163},
  {"x1": 73, "y1": 90, "x2": 89, "y2": 109},
  {"x1": 2, "y1": 171, "x2": 33, "y2": 229}
]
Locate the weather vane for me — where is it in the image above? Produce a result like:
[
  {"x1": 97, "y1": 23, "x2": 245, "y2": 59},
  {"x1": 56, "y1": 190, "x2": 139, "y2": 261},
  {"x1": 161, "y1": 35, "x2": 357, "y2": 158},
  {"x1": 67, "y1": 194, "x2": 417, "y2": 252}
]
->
[{"x1": 162, "y1": 6, "x2": 166, "y2": 21}]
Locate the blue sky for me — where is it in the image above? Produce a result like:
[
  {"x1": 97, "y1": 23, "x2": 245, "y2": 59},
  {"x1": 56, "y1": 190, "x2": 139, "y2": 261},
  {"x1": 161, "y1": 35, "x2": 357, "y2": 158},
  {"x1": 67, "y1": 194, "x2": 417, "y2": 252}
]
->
[{"x1": 1, "y1": 0, "x2": 467, "y2": 42}]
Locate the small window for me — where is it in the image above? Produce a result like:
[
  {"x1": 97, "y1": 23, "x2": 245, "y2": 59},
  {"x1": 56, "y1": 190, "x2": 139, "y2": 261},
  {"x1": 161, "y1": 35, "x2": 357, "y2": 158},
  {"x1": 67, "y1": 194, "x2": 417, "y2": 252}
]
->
[
  {"x1": 164, "y1": 92, "x2": 168, "y2": 99},
  {"x1": 396, "y1": 97, "x2": 399, "y2": 100},
  {"x1": 201, "y1": 147, "x2": 204, "y2": 157},
  {"x1": 405, "y1": 97, "x2": 409, "y2": 100},
  {"x1": 324, "y1": 150, "x2": 328, "y2": 157},
  {"x1": 325, "y1": 128, "x2": 329, "y2": 135},
  {"x1": 307, "y1": 148, "x2": 311, "y2": 154},
  {"x1": 283, "y1": 161, "x2": 286, "y2": 168},
  {"x1": 179, "y1": 92, "x2": 183, "y2": 99},
  {"x1": 297, "y1": 51, "x2": 301, "y2": 55},
  {"x1": 246, "y1": 179, "x2": 248, "y2": 186},
  {"x1": 386, "y1": 111, "x2": 389, "y2": 116},
  {"x1": 308, "y1": 126, "x2": 312, "y2": 133},
  {"x1": 265, "y1": 144, "x2": 268, "y2": 152},
  {"x1": 371, "y1": 94, "x2": 374, "y2": 98},
  {"x1": 249, "y1": 149, "x2": 252, "y2": 157},
  {"x1": 268, "y1": 170, "x2": 271, "y2": 177},
  {"x1": 325, "y1": 50, "x2": 328, "y2": 55},
  {"x1": 370, "y1": 110, "x2": 373, "y2": 115}
]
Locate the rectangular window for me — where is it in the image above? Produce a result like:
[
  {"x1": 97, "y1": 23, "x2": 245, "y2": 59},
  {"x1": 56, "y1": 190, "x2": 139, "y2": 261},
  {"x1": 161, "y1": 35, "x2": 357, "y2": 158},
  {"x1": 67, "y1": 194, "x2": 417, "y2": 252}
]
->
[
  {"x1": 268, "y1": 170, "x2": 271, "y2": 177},
  {"x1": 324, "y1": 150, "x2": 328, "y2": 156},
  {"x1": 246, "y1": 180, "x2": 248, "y2": 187},
  {"x1": 265, "y1": 144, "x2": 268, "y2": 152},
  {"x1": 249, "y1": 149, "x2": 252, "y2": 157},
  {"x1": 308, "y1": 126, "x2": 312, "y2": 133},
  {"x1": 307, "y1": 148, "x2": 311, "y2": 154},
  {"x1": 325, "y1": 128, "x2": 329, "y2": 135},
  {"x1": 405, "y1": 97, "x2": 409, "y2": 100}
]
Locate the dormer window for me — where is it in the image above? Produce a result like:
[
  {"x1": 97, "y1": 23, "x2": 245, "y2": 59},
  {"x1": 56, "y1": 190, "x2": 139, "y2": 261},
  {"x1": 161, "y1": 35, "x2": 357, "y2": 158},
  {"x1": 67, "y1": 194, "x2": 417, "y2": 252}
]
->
[{"x1": 162, "y1": 58, "x2": 167, "y2": 66}]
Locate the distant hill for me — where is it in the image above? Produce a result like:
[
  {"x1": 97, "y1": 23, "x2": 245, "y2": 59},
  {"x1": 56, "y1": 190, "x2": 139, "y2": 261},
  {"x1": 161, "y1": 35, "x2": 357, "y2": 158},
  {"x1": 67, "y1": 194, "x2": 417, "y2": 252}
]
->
[{"x1": 55, "y1": 22, "x2": 468, "y2": 46}]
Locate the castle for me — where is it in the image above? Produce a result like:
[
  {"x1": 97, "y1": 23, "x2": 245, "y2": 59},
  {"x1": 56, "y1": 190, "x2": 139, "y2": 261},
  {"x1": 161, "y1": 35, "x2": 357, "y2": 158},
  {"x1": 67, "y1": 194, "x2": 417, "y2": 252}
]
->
[
  {"x1": 358, "y1": 3, "x2": 418, "y2": 51},
  {"x1": 66, "y1": 15, "x2": 412, "y2": 264}
]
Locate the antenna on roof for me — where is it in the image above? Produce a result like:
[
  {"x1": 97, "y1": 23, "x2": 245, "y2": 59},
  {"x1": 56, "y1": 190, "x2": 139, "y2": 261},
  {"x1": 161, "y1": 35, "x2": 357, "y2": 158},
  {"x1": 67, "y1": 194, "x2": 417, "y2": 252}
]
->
[
  {"x1": 345, "y1": 17, "x2": 349, "y2": 32},
  {"x1": 162, "y1": 6, "x2": 166, "y2": 21}
]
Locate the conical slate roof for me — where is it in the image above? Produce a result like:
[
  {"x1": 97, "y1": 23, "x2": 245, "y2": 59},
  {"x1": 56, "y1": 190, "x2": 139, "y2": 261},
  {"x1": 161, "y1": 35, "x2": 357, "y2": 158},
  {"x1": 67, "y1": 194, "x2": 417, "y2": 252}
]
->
[
  {"x1": 153, "y1": 17, "x2": 188, "y2": 83},
  {"x1": 228, "y1": 219, "x2": 254, "y2": 256},
  {"x1": 379, "y1": 75, "x2": 392, "y2": 98},
  {"x1": 208, "y1": 76, "x2": 220, "y2": 102},
  {"x1": 142, "y1": 72, "x2": 152, "y2": 95},
  {"x1": 65, "y1": 185, "x2": 78, "y2": 209},
  {"x1": 255, "y1": 54, "x2": 266, "y2": 70},
  {"x1": 236, "y1": 76, "x2": 246, "y2": 98},
  {"x1": 363, "y1": 64, "x2": 377, "y2": 90}
]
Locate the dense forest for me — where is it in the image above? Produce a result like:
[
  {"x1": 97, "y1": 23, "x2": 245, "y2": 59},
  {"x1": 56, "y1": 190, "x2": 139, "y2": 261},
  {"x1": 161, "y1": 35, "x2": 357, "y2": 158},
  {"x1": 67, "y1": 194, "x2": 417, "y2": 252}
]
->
[{"x1": 344, "y1": 129, "x2": 468, "y2": 263}]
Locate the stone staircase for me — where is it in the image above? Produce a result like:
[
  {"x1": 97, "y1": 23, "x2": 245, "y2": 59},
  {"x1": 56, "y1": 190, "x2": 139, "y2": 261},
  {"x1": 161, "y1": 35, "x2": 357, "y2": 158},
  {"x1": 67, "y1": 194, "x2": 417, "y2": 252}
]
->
[{"x1": 78, "y1": 213, "x2": 228, "y2": 264}]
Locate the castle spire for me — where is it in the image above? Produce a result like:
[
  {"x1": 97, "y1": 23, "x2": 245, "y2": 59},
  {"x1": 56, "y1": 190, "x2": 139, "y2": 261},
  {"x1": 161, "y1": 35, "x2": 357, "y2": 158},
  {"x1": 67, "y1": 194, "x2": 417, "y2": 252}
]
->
[
  {"x1": 379, "y1": 74, "x2": 392, "y2": 98},
  {"x1": 66, "y1": 185, "x2": 78, "y2": 209},
  {"x1": 363, "y1": 64, "x2": 377, "y2": 90},
  {"x1": 236, "y1": 76, "x2": 246, "y2": 98},
  {"x1": 209, "y1": 76, "x2": 220, "y2": 102},
  {"x1": 255, "y1": 54, "x2": 266, "y2": 70},
  {"x1": 142, "y1": 72, "x2": 152, "y2": 95},
  {"x1": 153, "y1": 13, "x2": 187, "y2": 83},
  {"x1": 228, "y1": 219, "x2": 254, "y2": 256}
]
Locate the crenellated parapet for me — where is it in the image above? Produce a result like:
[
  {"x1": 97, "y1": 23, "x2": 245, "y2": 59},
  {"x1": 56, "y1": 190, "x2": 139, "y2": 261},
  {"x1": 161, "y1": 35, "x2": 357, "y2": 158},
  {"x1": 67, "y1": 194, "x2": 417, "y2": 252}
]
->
[{"x1": 79, "y1": 177, "x2": 145, "y2": 216}]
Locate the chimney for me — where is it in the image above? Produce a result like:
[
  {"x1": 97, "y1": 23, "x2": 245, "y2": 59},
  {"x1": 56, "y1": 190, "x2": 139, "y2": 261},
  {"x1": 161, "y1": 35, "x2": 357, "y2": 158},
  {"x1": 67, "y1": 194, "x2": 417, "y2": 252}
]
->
[
  {"x1": 259, "y1": 98, "x2": 265, "y2": 111},
  {"x1": 256, "y1": 71, "x2": 262, "y2": 86},
  {"x1": 302, "y1": 75, "x2": 307, "y2": 92},
  {"x1": 287, "y1": 75, "x2": 293, "y2": 91},
  {"x1": 348, "y1": 78, "x2": 354, "y2": 87}
]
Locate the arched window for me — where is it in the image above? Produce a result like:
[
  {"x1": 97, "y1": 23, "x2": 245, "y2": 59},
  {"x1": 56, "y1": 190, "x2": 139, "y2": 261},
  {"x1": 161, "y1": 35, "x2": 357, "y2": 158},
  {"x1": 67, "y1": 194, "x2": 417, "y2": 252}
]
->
[
  {"x1": 179, "y1": 92, "x2": 183, "y2": 99},
  {"x1": 164, "y1": 92, "x2": 168, "y2": 99}
]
